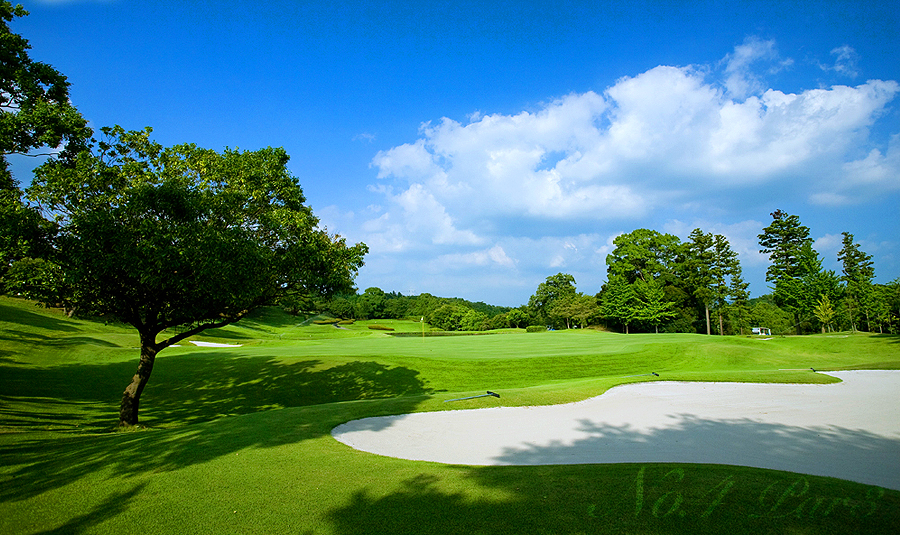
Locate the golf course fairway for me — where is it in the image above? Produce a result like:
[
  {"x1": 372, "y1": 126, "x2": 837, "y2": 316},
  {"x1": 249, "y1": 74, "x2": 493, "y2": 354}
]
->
[{"x1": 1, "y1": 297, "x2": 898, "y2": 534}]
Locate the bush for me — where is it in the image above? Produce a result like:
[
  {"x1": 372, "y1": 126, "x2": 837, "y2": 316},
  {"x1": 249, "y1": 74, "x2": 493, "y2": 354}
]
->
[
  {"x1": 368, "y1": 324, "x2": 395, "y2": 331},
  {"x1": 526, "y1": 325, "x2": 546, "y2": 333}
]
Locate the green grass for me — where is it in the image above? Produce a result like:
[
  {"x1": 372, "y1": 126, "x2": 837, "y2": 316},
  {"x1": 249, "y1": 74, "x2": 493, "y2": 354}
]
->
[{"x1": 1, "y1": 296, "x2": 898, "y2": 534}]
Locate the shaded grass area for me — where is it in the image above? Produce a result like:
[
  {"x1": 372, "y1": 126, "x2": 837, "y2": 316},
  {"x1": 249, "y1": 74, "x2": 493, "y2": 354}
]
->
[
  {"x1": 1, "y1": 297, "x2": 899, "y2": 534},
  {"x1": 2, "y1": 404, "x2": 897, "y2": 535}
]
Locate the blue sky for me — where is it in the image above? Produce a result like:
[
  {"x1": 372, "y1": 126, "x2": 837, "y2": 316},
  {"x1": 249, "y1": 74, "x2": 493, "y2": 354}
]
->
[{"x1": 10, "y1": 0, "x2": 900, "y2": 306}]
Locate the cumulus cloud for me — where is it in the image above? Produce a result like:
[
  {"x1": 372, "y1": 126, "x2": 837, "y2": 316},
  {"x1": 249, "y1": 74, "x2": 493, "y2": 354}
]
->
[
  {"x1": 370, "y1": 66, "x2": 897, "y2": 234},
  {"x1": 350, "y1": 38, "x2": 898, "y2": 303}
]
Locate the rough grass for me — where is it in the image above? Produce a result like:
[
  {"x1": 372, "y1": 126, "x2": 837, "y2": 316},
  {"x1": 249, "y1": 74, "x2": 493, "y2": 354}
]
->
[{"x1": 1, "y1": 297, "x2": 898, "y2": 534}]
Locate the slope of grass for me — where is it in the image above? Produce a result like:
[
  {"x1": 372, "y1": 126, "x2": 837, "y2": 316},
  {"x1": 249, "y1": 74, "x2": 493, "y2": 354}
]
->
[{"x1": 1, "y1": 297, "x2": 898, "y2": 534}]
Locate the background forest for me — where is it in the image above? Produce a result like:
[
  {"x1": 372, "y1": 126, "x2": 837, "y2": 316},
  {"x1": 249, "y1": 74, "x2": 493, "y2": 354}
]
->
[{"x1": 315, "y1": 212, "x2": 900, "y2": 336}]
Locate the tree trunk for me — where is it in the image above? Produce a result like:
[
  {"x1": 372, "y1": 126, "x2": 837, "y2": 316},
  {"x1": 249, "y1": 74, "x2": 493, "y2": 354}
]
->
[
  {"x1": 119, "y1": 331, "x2": 159, "y2": 427},
  {"x1": 705, "y1": 305, "x2": 711, "y2": 335},
  {"x1": 718, "y1": 312, "x2": 724, "y2": 336}
]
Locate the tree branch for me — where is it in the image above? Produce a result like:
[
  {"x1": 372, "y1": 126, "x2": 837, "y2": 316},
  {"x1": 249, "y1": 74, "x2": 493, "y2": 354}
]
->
[{"x1": 157, "y1": 311, "x2": 250, "y2": 349}]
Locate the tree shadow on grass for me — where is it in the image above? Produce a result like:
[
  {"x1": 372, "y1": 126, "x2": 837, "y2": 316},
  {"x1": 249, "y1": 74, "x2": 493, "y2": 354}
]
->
[
  {"x1": 0, "y1": 352, "x2": 434, "y2": 430},
  {"x1": 325, "y1": 416, "x2": 900, "y2": 534},
  {"x1": 30, "y1": 483, "x2": 147, "y2": 535},
  {"x1": 0, "y1": 301, "x2": 80, "y2": 333},
  {"x1": 0, "y1": 354, "x2": 432, "y2": 501}
]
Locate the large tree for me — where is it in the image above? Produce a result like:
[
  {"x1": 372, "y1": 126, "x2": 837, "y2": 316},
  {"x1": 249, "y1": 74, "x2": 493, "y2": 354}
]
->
[
  {"x1": 607, "y1": 229, "x2": 681, "y2": 284},
  {"x1": 1, "y1": 3, "x2": 90, "y2": 289},
  {"x1": 27, "y1": 126, "x2": 368, "y2": 426},
  {"x1": 758, "y1": 210, "x2": 813, "y2": 333},
  {"x1": 599, "y1": 274, "x2": 638, "y2": 333},
  {"x1": 603, "y1": 229, "x2": 682, "y2": 333},
  {"x1": 758, "y1": 210, "x2": 812, "y2": 284},
  {"x1": 684, "y1": 229, "x2": 716, "y2": 334},
  {"x1": 837, "y1": 232, "x2": 875, "y2": 331},
  {"x1": 527, "y1": 272, "x2": 576, "y2": 325},
  {"x1": 633, "y1": 278, "x2": 676, "y2": 334},
  {"x1": 773, "y1": 242, "x2": 841, "y2": 333}
]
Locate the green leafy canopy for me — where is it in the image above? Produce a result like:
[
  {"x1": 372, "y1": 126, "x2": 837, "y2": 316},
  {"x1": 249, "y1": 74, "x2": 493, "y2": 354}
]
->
[{"x1": 27, "y1": 126, "x2": 368, "y2": 334}]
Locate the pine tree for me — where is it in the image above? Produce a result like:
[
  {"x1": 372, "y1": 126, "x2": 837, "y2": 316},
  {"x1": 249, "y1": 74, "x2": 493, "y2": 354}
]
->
[{"x1": 837, "y1": 232, "x2": 875, "y2": 331}]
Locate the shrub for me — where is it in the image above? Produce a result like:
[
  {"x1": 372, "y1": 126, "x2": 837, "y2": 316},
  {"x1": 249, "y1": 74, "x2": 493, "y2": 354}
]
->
[
  {"x1": 368, "y1": 324, "x2": 395, "y2": 331},
  {"x1": 526, "y1": 325, "x2": 546, "y2": 333}
]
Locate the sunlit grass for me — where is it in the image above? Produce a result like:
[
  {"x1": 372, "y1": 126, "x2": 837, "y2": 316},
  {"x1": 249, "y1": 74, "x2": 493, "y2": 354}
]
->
[{"x1": 1, "y1": 296, "x2": 898, "y2": 534}]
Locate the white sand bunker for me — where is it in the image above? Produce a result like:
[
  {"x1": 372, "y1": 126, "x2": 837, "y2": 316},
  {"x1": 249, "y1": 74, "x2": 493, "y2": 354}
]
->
[
  {"x1": 333, "y1": 371, "x2": 900, "y2": 490},
  {"x1": 190, "y1": 341, "x2": 243, "y2": 348}
]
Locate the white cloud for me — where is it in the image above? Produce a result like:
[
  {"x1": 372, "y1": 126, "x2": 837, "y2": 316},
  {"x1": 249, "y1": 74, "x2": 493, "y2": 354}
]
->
[
  {"x1": 827, "y1": 46, "x2": 861, "y2": 78},
  {"x1": 663, "y1": 218, "x2": 768, "y2": 267},
  {"x1": 366, "y1": 182, "x2": 484, "y2": 247},
  {"x1": 371, "y1": 69, "x2": 897, "y2": 234},
  {"x1": 814, "y1": 233, "x2": 843, "y2": 255},
  {"x1": 433, "y1": 245, "x2": 516, "y2": 270},
  {"x1": 350, "y1": 38, "x2": 899, "y2": 303},
  {"x1": 721, "y1": 37, "x2": 787, "y2": 99}
]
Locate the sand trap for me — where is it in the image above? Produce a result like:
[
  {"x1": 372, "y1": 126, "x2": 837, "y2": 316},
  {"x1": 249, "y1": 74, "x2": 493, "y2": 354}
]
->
[
  {"x1": 332, "y1": 371, "x2": 900, "y2": 490},
  {"x1": 190, "y1": 341, "x2": 243, "y2": 348}
]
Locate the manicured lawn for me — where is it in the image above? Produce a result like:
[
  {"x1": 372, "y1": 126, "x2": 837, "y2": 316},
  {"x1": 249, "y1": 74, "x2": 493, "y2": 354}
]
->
[{"x1": 1, "y1": 296, "x2": 898, "y2": 534}]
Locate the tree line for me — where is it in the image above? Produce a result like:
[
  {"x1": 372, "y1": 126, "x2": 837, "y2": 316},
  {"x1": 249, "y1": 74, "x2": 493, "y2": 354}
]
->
[{"x1": 320, "y1": 212, "x2": 900, "y2": 336}]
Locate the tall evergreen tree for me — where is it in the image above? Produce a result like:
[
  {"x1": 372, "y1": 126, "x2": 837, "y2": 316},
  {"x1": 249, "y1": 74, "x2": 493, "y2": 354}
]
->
[
  {"x1": 711, "y1": 234, "x2": 744, "y2": 335},
  {"x1": 837, "y1": 232, "x2": 875, "y2": 331},
  {"x1": 758, "y1": 210, "x2": 813, "y2": 333},
  {"x1": 685, "y1": 229, "x2": 716, "y2": 334},
  {"x1": 727, "y1": 257, "x2": 751, "y2": 335},
  {"x1": 774, "y1": 242, "x2": 841, "y2": 333},
  {"x1": 684, "y1": 230, "x2": 746, "y2": 335}
]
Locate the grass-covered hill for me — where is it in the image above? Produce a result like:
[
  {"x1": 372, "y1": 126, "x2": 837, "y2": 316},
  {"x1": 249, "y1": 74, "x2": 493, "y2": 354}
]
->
[{"x1": 1, "y1": 296, "x2": 898, "y2": 534}]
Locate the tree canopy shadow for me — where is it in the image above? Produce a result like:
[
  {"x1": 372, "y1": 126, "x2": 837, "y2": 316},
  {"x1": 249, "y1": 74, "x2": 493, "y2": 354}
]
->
[
  {"x1": 0, "y1": 301, "x2": 80, "y2": 333},
  {"x1": 0, "y1": 354, "x2": 432, "y2": 501},
  {"x1": 326, "y1": 462, "x2": 899, "y2": 535},
  {"x1": 30, "y1": 483, "x2": 147, "y2": 535},
  {"x1": 324, "y1": 413, "x2": 900, "y2": 534},
  {"x1": 489, "y1": 415, "x2": 900, "y2": 491}
]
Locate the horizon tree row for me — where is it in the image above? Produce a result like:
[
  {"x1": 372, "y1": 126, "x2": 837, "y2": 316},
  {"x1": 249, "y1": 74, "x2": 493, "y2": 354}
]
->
[
  {"x1": 596, "y1": 228, "x2": 748, "y2": 334},
  {"x1": 314, "y1": 211, "x2": 900, "y2": 335},
  {"x1": 760, "y1": 210, "x2": 898, "y2": 334},
  {"x1": 594, "y1": 211, "x2": 899, "y2": 335}
]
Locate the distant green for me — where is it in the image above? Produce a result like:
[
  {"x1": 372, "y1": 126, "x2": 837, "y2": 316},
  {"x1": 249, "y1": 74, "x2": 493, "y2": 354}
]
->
[{"x1": 1, "y1": 296, "x2": 898, "y2": 534}]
